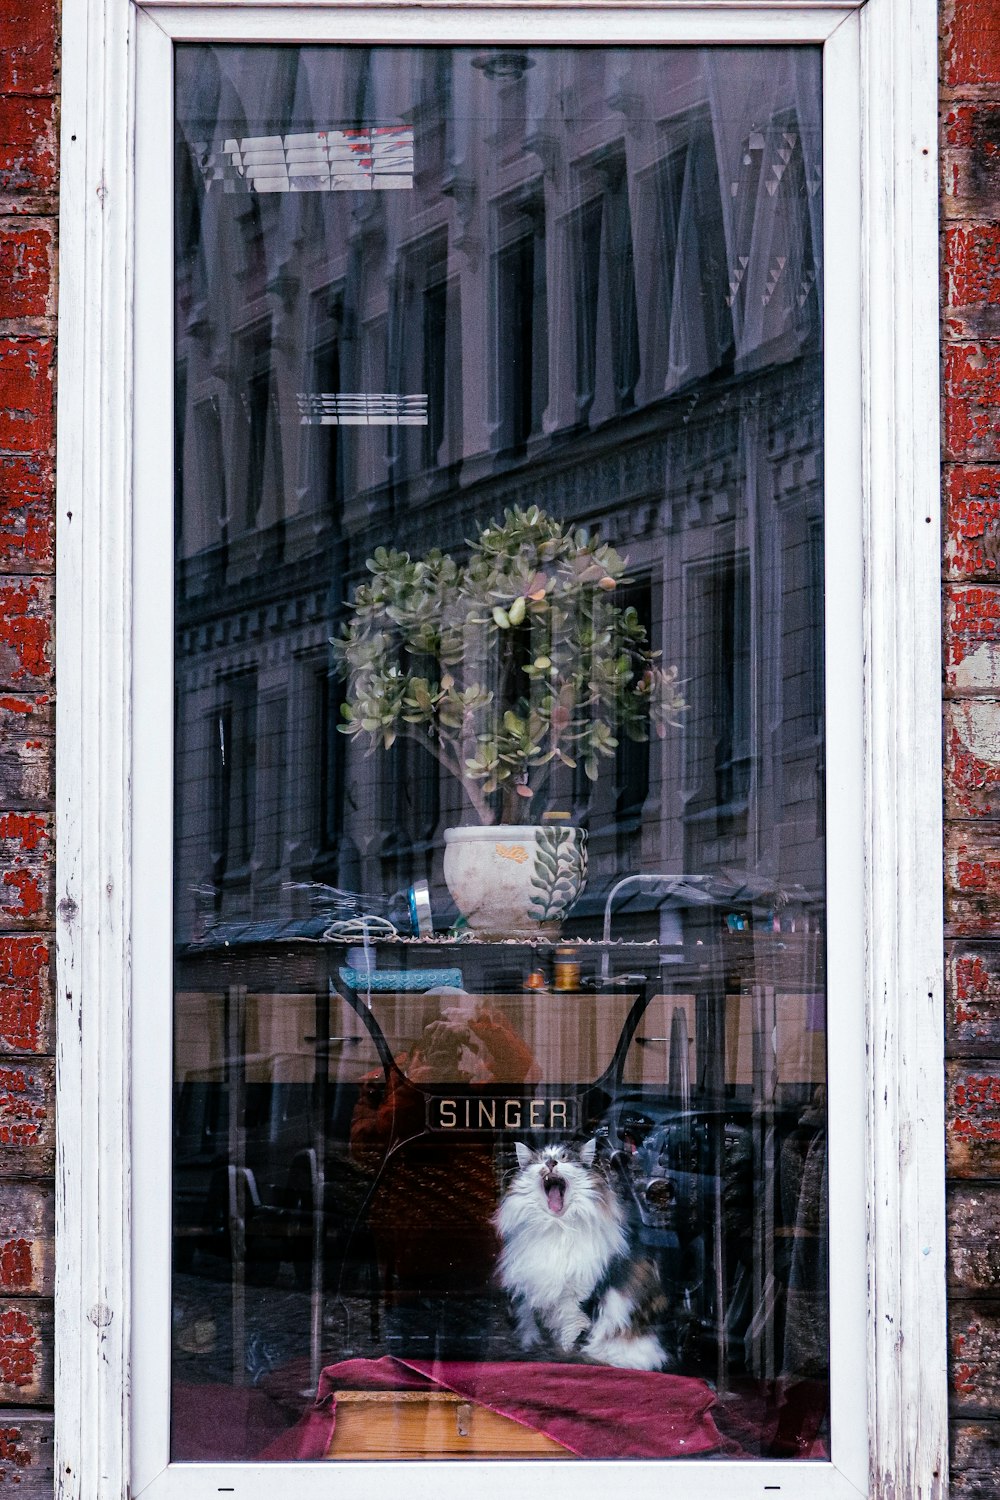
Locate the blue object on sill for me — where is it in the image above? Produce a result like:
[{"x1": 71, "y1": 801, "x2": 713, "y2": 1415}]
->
[{"x1": 339, "y1": 967, "x2": 464, "y2": 993}]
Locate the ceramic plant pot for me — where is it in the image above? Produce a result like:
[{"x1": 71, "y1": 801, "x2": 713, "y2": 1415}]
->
[{"x1": 442, "y1": 824, "x2": 588, "y2": 938}]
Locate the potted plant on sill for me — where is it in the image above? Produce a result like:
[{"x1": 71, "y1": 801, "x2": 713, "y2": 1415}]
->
[{"x1": 335, "y1": 505, "x2": 685, "y2": 937}]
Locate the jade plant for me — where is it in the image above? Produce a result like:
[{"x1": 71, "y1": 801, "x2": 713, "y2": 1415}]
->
[{"x1": 335, "y1": 505, "x2": 685, "y2": 826}]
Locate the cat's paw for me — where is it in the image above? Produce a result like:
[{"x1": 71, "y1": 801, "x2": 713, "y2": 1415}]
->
[{"x1": 583, "y1": 1332, "x2": 667, "y2": 1371}]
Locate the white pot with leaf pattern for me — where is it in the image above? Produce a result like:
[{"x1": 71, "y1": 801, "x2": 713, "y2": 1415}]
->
[{"x1": 442, "y1": 824, "x2": 588, "y2": 938}]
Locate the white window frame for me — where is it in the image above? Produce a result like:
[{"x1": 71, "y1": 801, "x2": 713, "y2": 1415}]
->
[{"x1": 54, "y1": 1, "x2": 945, "y2": 1496}]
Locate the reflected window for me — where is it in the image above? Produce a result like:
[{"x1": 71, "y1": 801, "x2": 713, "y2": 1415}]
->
[{"x1": 172, "y1": 43, "x2": 828, "y2": 1467}]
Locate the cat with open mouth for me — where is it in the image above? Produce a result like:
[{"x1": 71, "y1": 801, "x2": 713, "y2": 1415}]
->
[{"x1": 493, "y1": 1138, "x2": 670, "y2": 1371}]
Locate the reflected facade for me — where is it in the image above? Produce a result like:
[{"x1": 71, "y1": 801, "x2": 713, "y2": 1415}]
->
[{"x1": 172, "y1": 44, "x2": 828, "y2": 1465}]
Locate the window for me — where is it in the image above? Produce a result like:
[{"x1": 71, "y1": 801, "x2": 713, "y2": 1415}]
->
[
  {"x1": 56, "y1": 3, "x2": 947, "y2": 1498},
  {"x1": 169, "y1": 29, "x2": 840, "y2": 1472}
]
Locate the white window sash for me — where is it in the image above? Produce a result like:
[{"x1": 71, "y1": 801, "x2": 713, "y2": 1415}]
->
[{"x1": 54, "y1": 2, "x2": 945, "y2": 1497}]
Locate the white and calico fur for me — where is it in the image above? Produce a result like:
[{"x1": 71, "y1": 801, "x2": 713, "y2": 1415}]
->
[{"x1": 493, "y1": 1139, "x2": 669, "y2": 1371}]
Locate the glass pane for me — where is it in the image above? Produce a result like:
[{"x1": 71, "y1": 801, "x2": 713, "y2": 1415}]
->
[{"x1": 172, "y1": 42, "x2": 827, "y2": 1465}]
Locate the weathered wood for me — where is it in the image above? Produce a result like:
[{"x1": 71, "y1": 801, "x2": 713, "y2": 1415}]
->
[
  {"x1": 948, "y1": 943, "x2": 1000, "y2": 1053},
  {"x1": 949, "y1": 1186, "x2": 1000, "y2": 1292},
  {"x1": 946, "y1": 702, "x2": 1000, "y2": 819},
  {"x1": 0, "y1": 1183, "x2": 52, "y2": 1296},
  {"x1": 945, "y1": 827, "x2": 1000, "y2": 937},
  {"x1": 0, "y1": 935, "x2": 51, "y2": 1055},
  {"x1": 951, "y1": 1421, "x2": 1000, "y2": 1500},
  {"x1": 0, "y1": 1059, "x2": 52, "y2": 1175},
  {"x1": 0, "y1": 1409, "x2": 53, "y2": 1496},
  {"x1": 0, "y1": 1298, "x2": 50, "y2": 1404}
]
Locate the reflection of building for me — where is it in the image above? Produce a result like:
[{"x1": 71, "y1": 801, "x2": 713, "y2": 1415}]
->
[{"x1": 173, "y1": 45, "x2": 824, "y2": 943}]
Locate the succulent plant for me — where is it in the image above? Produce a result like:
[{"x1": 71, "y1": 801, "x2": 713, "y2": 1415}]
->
[{"x1": 335, "y1": 505, "x2": 685, "y2": 825}]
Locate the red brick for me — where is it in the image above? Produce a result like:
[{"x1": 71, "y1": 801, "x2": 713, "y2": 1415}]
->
[
  {"x1": 948, "y1": 944, "x2": 1000, "y2": 1052},
  {"x1": 945, "y1": 344, "x2": 1000, "y2": 461},
  {"x1": 943, "y1": 0, "x2": 1000, "y2": 90},
  {"x1": 0, "y1": 693, "x2": 51, "y2": 738},
  {"x1": 946, "y1": 466, "x2": 1000, "y2": 579},
  {"x1": 0, "y1": 1412, "x2": 52, "y2": 1495},
  {"x1": 0, "y1": 813, "x2": 51, "y2": 929},
  {"x1": 945, "y1": 226, "x2": 1000, "y2": 339},
  {"x1": 0, "y1": 1185, "x2": 52, "y2": 1296},
  {"x1": 950, "y1": 1306, "x2": 1000, "y2": 1412},
  {"x1": 0, "y1": 688, "x2": 52, "y2": 812},
  {"x1": 0, "y1": 98, "x2": 55, "y2": 200},
  {"x1": 948, "y1": 1185, "x2": 1000, "y2": 1291},
  {"x1": 945, "y1": 583, "x2": 1000, "y2": 693},
  {"x1": 0, "y1": 1060, "x2": 52, "y2": 1176},
  {"x1": 0, "y1": 341, "x2": 51, "y2": 458},
  {"x1": 0, "y1": 0, "x2": 57, "y2": 97},
  {"x1": 0, "y1": 577, "x2": 52, "y2": 690},
  {"x1": 0, "y1": 453, "x2": 52, "y2": 573},
  {"x1": 947, "y1": 828, "x2": 1000, "y2": 937},
  {"x1": 0, "y1": 936, "x2": 51, "y2": 1054},
  {"x1": 942, "y1": 103, "x2": 1000, "y2": 217},
  {"x1": 0, "y1": 223, "x2": 52, "y2": 324},
  {"x1": 948, "y1": 1064, "x2": 1000, "y2": 1176},
  {"x1": 946, "y1": 702, "x2": 1000, "y2": 818},
  {"x1": 0, "y1": 1301, "x2": 51, "y2": 1404}
]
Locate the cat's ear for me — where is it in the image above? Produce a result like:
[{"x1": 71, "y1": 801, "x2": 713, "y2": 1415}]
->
[
  {"x1": 579, "y1": 1137, "x2": 598, "y2": 1167},
  {"x1": 514, "y1": 1141, "x2": 534, "y2": 1169}
]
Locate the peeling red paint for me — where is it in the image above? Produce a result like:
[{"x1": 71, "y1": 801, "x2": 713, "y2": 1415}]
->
[
  {"x1": 0, "y1": 452, "x2": 53, "y2": 572},
  {"x1": 0, "y1": 342, "x2": 51, "y2": 455},
  {"x1": 0, "y1": 1307, "x2": 35, "y2": 1388},
  {"x1": 957, "y1": 955, "x2": 994, "y2": 1001},
  {"x1": 0, "y1": 813, "x2": 47, "y2": 851},
  {"x1": 0, "y1": 577, "x2": 50, "y2": 685},
  {"x1": 945, "y1": 344, "x2": 1000, "y2": 461},
  {"x1": 951, "y1": 1074, "x2": 1000, "y2": 1142},
  {"x1": 0, "y1": 936, "x2": 49, "y2": 1051},
  {"x1": 0, "y1": 221, "x2": 51, "y2": 320},
  {"x1": 0, "y1": 1238, "x2": 31, "y2": 1292},
  {"x1": 0, "y1": 1066, "x2": 44, "y2": 1146},
  {"x1": 945, "y1": 584, "x2": 1000, "y2": 687},
  {"x1": 942, "y1": 0, "x2": 1000, "y2": 88},
  {"x1": 0, "y1": 0, "x2": 57, "y2": 97},
  {"x1": 0, "y1": 97, "x2": 55, "y2": 198},
  {"x1": 0, "y1": 1425, "x2": 32, "y2": 1467},
  {"x1": 2, "y1": 868, "x2": 42, "y2": 919},
  {"x1": 945, "y1": 226, "x2": 1000, "y2": 343},
  {"x1": 946, "y1": 467, "x2": 1000, "y2": 577},
  {"x1": 948, "y1": 721, "x2": 1000, "y2": 815},
  {"x1": 956, "y1": 856, "x2": 1000, "y2": 894}
]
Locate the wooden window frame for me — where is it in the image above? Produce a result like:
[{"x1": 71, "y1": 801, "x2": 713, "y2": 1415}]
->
[{"x1": 54, "y1": 2, "x2": 946, "y2": 1496}]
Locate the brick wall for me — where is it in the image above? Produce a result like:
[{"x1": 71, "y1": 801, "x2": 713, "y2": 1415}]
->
[
  {"x1": 0, "y1": 0, "x2": 56, "y2": 1493},
  {"x1": 942, "y1": 2, "x2": 1000, "y2": 1495}
]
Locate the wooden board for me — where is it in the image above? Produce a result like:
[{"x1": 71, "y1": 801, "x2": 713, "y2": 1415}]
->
[{"x1": 325, "y1": 1389, "x2": 573, "y2": 1461}]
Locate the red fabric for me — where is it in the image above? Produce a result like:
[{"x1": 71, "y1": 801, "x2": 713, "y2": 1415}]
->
[
  {"x1": 260, "y1": 1356, "x2": 723, "y2": 1460},
  {"x1": 171, "y1": 1380, "x2": 292, "y2": 1461}
]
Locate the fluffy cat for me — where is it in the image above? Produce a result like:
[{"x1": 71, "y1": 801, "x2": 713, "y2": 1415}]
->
[{"x1": 494, "y1": 1138, "x2": 670, "y2": 1371}]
